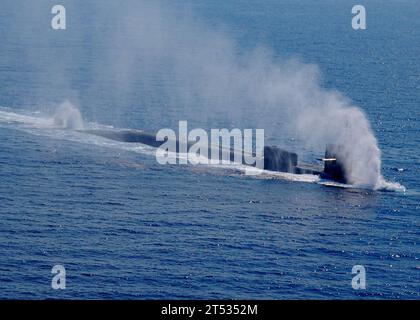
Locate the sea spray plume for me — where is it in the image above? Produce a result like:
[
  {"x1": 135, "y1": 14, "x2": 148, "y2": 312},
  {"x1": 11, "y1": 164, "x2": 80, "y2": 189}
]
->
[
  {"x1": 290, "y1": 81, "x2": 382, "y2": 188},
  {"x1": 53, "y1": 100, "x2": 84, "y2": 130}
]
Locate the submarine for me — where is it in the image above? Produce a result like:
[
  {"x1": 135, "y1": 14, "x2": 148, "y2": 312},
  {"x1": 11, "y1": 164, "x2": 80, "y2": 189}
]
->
[{"x1": 83, "y1": 129, "x2": 348, "y2": 184}]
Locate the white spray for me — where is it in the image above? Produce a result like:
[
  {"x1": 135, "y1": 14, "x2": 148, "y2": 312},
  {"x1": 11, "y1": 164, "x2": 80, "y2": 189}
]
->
[{"x1": 53, "y1": 100, "x2": 84, "y2": 130}]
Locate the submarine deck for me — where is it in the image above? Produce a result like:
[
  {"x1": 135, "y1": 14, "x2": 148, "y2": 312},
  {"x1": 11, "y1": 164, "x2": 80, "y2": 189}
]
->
[{"x1": 294, "y1": 162, "x2": 323, "y2": 175}]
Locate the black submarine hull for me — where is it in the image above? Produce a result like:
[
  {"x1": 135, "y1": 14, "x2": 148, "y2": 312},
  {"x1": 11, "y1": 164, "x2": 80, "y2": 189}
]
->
[{"x1": 83, "y1": 129, "x2": 347, "y2": 183}]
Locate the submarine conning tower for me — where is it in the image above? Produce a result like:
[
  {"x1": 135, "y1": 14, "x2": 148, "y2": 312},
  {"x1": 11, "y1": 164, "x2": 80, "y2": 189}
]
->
[
  {"x1": 320, "y1": 144, "x2": 348, "y2": 184},
  {"x1": 262, "y1": 144, "x2": 349, "y2": 184},
  {"x1": 263, "y1": 146, "x2": 298, "y2": 172}
]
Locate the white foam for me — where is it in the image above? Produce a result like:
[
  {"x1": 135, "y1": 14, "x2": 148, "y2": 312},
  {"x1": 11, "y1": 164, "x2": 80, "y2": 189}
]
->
[
  {"x1": 0, "y1": 108, "x2": 54, "y2": 128},
  {"x1": 375, "y1": 176, "x2": 406, "y2": 193},
  {"x1": 53, "y1": 100, "x2": 84, "y2": 130}
]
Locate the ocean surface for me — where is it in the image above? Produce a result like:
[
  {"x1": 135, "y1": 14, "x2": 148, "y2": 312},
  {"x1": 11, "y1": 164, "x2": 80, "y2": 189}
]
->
[{"x1": 0, "y1": 0, "x2": 419, "y2": 299}]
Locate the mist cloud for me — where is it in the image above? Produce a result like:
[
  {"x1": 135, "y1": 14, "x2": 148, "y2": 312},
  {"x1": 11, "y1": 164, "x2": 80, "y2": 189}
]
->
[{"x1": 3, "y1": 0, "x2": 387, "y2": 188}]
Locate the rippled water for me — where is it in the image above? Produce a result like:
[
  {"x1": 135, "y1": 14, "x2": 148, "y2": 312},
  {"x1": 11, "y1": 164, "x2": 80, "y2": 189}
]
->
[{"x1": 0, "y1": 0, "x2": 418, "y2": 299}]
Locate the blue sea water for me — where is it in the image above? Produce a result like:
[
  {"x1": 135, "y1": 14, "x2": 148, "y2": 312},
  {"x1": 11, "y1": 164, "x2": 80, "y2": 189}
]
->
[{"x1": 0, "y1": 0, "x2": 419, "y2": 299}]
